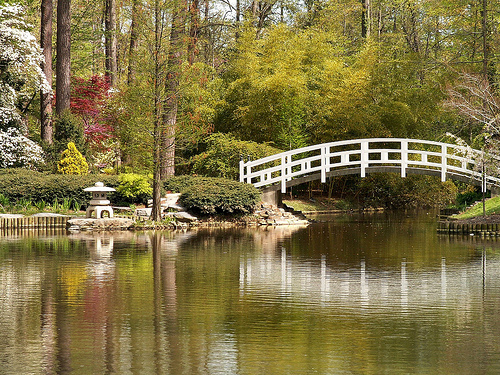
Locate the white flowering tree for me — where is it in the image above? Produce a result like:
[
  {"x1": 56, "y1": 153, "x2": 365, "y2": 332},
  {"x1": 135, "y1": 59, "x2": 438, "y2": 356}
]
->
[
  {"x1": 0, "y1": 128, "x2": 44, "y2": 169},
  {"x1": 0, "y1": 3, "x2": 49, "y2": 168},
  {"x1": 0, "y1": 3, "x2": 51, "y2": 130}
]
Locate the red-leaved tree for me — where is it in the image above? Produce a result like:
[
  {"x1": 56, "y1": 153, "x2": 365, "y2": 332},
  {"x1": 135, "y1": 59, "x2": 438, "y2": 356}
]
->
[{"x1": 70, "y1": 75, "x2": 115, "y2": 150}]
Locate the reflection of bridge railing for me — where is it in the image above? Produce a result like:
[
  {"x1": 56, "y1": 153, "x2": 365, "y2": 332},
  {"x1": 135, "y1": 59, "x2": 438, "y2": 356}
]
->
[
  {"x1": 239, "y1": 138, "x2": 500, "y2": 193},
  {"x1": 239, "y1": 250, "x2": 500, "y2": 309}
]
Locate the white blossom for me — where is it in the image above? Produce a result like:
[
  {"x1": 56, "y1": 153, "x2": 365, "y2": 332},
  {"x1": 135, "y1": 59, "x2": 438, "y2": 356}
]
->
[
  {"x1": 0, "y1": 128, "x2": 45, "y2": 169},
  {"x1": 0, "y1": 3, "x2": 51, "y2": 129}
]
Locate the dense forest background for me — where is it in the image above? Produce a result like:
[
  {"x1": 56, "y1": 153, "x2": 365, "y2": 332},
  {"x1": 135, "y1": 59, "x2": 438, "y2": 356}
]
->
[{"x1": 1, "y1": 0, "x2": 500, "y2": 206}]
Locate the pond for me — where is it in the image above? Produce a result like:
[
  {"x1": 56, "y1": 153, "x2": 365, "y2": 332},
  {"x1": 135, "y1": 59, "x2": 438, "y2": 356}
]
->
[{"x1": 1, "y1": 211, "x2": 500, "y2": 374}]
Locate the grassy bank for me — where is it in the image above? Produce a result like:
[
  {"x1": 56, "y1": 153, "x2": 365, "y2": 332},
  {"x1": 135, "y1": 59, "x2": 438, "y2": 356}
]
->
[{"x1": 452, "y1": 196, "x2": 500, "y2": 220}]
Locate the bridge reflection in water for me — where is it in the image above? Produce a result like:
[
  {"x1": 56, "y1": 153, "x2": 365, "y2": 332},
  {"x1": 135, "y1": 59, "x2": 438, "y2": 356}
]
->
[{"x1": 239, "y1": 245, "x2": 494, "y2": 312}]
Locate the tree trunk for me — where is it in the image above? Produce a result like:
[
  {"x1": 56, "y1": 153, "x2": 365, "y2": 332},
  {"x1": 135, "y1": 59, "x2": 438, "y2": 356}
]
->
[
  {"x1": 203, "y1": 0, "x2": 213, "y2": 65},
  {"x1": 188, "y1": 0, "x2": 200, "y2": 65},
  {"x1": 361, "y1": 0, "x2": 370, "y2": 38},
  {"x1": 481, "y1": 0, "x2": 491, "y2": 83},
  {"x1": 160, "y1": 0, "x2": 186, "y2": 179},
  {"x1": 152, "y1": 0, "x2": 163, "y2": 221},
  {"x1": 41, "y1": 0, "x2": 53, "y2": 144},
  {"x1": 434, "y1": 16, "x2": 440, "y2": 59},
  {"x1": 401, "y1": 3, "x2": 420, "y2": 54},
  {"x1": 127, "y1": 0, "x2": 140, "y2": 85},
  {"x1": 105, "y1": 0, "x2": 117, "y2": 86},
  {"x1": 471, "y1": 7, "x2": 479, "y2": 61},
  {"x1": 251, "y1": 0, "x2": 258, "y2": 18},
  {"x1": 56, "y1": 0, "x2": 71, "y2": 115}
]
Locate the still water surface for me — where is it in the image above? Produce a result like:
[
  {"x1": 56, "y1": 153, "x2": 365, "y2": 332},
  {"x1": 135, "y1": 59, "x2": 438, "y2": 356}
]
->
[{"x1": 1, "y1": 211, "x2": 500, "y2": 374}]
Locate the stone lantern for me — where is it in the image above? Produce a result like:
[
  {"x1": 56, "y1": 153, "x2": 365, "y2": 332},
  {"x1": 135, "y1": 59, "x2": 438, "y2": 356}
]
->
[{"x1": 84, "y1": 182, "x2": 116, "y2": 218}]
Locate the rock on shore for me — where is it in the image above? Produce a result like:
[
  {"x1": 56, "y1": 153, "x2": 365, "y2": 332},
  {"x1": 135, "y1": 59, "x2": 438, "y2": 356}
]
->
[
  {"x1": 253, "y1": 202, "x2": 310, "y2": 226},
  {"x1": 67, "y1": 218, "x2": 134, "y2": 231}
]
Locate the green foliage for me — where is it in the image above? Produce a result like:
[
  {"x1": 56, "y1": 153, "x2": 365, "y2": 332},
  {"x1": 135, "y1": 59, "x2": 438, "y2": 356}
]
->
[
  {"x1": 0, "y1": 168, "x2": 122, "y2": 208},
  {"x1": 330, "y1": 174, "x2": 458, "y2": 209},
  {"x1": 216, "y1": 18, "x2": 455, "y2": 147},
  {"x1": 53, "y1": 111, "x2": 87, "y2": 154},
  {"x1": 117, "y1": 173, "x2": 153, "y2": 204},
  {"x1": 13, "y1": 0, "x2": 500, "y2": 191},
  {"x1": 163, "y1": 175, "x2": 198, "y2": 193},
  {"x1": 163, "y1": 175, "x2": 261, "y2": 215},
  {"x1": 57, "y1": 142, "x2": 89, "y2": 175},
  {"x1": 177, "y1": 63, "x2": 222, "y2": 143},
  {"x1": 180, "y1": 179, "x2": 261, "y2": 215},
  {"x1": 216, "y1": 25, "x2": 318, "y2": 147},
  {"x1": 0, "y1": 193, "x2": 87, "y2": 215},
  {"x1": 72, "y1": 199, "x2": 82, "y2": 212},
  {"x1": 106, "y1": 86, "x2": 153, "y2": 173},
  {"x1": 34, "y1": 200, "x2": 46, "y2": 211},
  {"x1": 456, "y1": 186, "x2": 483, "y2": 208},
  {"x1": 190, "y1": 133, "x2": 282, "y2": 180},
  {"x1": 109, "y1": 62, "x2": 218, "y2": 173},
  {"x1": 61, "y1": 197, "x2": 72, "y2": 211},
  {"x1": 42, "y1": 112, "x2": 88, "y2": 172},
  {"x1": 360, "y1": 174, "x2": 458, "y2": 209},
  {"x1": 0, "y1": 193, "x2": 9, "y2": 212}
]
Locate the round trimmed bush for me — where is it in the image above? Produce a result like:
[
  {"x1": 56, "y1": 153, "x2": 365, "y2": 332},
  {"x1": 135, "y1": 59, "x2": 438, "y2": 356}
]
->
[{"x1": 165, "y1": 176, "x2": 261, "y2": 215}]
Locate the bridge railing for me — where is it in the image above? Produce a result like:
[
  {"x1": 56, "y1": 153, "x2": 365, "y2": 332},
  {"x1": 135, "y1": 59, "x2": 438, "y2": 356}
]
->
[{"x1": 239, "y1": 138, "x2": 500, "y2": 193}]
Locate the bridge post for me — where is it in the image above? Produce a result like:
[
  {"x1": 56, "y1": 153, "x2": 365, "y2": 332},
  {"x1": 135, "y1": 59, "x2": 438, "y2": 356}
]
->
[
  {"x1": 401, "y1": 140, "x2": 408, "y2": 178},
  {"x1": 321, "y1": 146, "x2": 327, "y2": 183},
  {"x1": 239, "y1": 156, "x2": 244, "y2": 183},
  {"x1": 247, "y1": 155, "x2": 253, "y2": 184},
  {"x1": 281, "y1": 155, "x2": 287, "y2": 193},
  {"x1": 441, "y1": 144, "x2": 447, "y2": 182},
  {"x1": 360, "y1": 141, "x2": 368, "y2": 178}
]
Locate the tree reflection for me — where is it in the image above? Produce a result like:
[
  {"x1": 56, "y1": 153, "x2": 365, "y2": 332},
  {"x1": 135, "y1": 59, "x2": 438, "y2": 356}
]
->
[
  {"x1": 55, "y1": 270, "x2": 72, "y2": 374},
  {"x1": 41, "y1": 260, "x2": 57, "y2": 374}
]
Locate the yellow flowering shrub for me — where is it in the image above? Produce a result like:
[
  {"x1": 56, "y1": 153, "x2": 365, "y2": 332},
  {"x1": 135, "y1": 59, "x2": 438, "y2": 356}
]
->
[{"x1": 57, "y1": 142, "x2": 89, "y2": 175}]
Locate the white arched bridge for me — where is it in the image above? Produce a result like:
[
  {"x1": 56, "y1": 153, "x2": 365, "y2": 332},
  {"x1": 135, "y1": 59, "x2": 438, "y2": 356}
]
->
[{"x1": 239, "y1": 138, "x2": 500, "y2": 194}]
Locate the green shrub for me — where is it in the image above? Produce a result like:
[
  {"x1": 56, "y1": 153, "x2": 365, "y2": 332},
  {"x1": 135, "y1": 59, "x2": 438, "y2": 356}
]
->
[
  {"x1": 0, "y1": 193, "x2": 9, "y2": 210},
  {"x1": 40, "y1": 111, "x2": 88, "y2": 172},
  {"x1": 53, "y1": 111, "x2": 87, "y2": 155},
  {"x1": 164, "y1": 175, "x2": 261, "y2": 215},
  {"x1": 0, "y1": 169, "x2": 160, "y2": 209},
  {"x1": 163, "y1": 175, "x2": 198, "y2": 193},
  {"x1": 456, "y1": 187, "x2": 483, "y2": 208},
  {"x1": 0, "y1": 170, "x2": 260, "y2": 214},
  {"x1": 0, "y1": 169, "x2": 121, "y2": 208},
  {"x1": 190, "y1": 133, "x2": 282, "y2": 180},
  {"x1": 355, "y1": 174, "x2": 458, "y2": 208},
  {"x1": 117, "y1": 173, "x2": 153, "y2": 204}
]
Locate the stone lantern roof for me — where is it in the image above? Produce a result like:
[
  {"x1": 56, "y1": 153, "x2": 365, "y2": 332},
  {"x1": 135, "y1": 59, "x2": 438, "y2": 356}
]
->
[{"x1": 83, "y1": 181, "x2": 116, "y2": 193}]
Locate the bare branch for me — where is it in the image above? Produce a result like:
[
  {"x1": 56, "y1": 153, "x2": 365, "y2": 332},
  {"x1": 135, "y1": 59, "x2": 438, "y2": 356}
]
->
[{"x1": 445, "y1": 73, "x2": 500, "y2": 134}]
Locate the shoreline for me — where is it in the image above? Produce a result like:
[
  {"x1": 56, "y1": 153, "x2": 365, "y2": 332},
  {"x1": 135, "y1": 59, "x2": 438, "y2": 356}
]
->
[{"x1": 8, "y1": 205, "x2": 500, "y2": 234}]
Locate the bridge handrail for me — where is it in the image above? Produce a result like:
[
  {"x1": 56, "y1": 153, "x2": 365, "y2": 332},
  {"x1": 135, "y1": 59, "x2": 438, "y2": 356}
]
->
[{"x1": 239, "y1": 138, "x2": 500, "y2": 193}]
